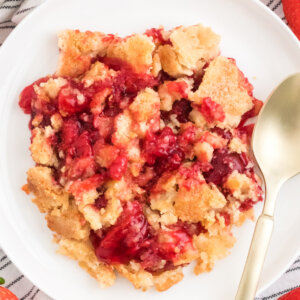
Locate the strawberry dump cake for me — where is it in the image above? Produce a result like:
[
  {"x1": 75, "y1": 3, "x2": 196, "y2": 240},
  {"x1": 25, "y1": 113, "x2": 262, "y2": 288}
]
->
[{"x1": 19, "y1": 24, "x2": 263, "y2": 291}]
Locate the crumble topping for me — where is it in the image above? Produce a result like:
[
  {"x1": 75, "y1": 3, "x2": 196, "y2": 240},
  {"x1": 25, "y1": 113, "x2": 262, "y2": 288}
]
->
[
  {"x1": 19, "y1": 24, "x2": 263, "y2": 291},
  {"x1": 190, "y1": 56, "x2": 254, "y2": 127},
  {"x1": 107, "y1": 34, "x2": 155, "y2": 73}
]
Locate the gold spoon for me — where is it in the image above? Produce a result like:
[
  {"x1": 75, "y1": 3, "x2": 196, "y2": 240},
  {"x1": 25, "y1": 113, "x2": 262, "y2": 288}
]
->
[{"x1": 235, "y1": 73, "x2": 300, "y2": 300}]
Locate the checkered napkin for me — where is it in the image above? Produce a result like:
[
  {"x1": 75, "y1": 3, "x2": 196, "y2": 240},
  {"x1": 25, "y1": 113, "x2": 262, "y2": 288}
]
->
[{"x1": 0, "y1": 0, "x2": 298, "y2": 299}]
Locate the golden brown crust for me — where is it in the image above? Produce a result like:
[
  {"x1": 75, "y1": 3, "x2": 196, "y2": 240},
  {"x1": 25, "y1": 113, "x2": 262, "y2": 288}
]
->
[
  {"x1": 193, "y1": 230, "x2": 236, "y2": 274},
  {"x1": 153, "y1": 267, "x2": 184, "y2": 292},
  {"x1": 190, "y1": 56, "x2": 254, "y2": 127},
  {"x1": 193, "y1": 141, "x2": 214, "y2": 163},
  {"x1": 158, "y1": 44, "x2": 191, "y2": 77},
  {"x1": 50, "y1": 113, "x2": 63, "y2": 132},
  {"x1": 228, "y1": 136, "x2": 247, "y2": 154},
  {"x1": 112, "y1": 110, "x2": 136, "y2": 147},
  {"x1": 170, "y1": 25, "x2": 220, "y2": 70},
  {"x1": 158, "y1": 25, "x2": 220, "y2": 78},
  {"x1": 174, "y1": 183, "x2": 227, "y2": 223},
  {"x1": 115, "y1": 263, "x2": 184, "y2": 292},
  {"x1": 46, "y1": 203, "x2": 90, "y2": 240},
  {"x1": 224, "y1": 170, "x2": 259, "y2": 202},
  {"x1": 95, "y1": 144, "x2": 119, "y2": 168},
  {"x1": 27, "y1": 166, "x2": 69, "y2": 213},
  {"x1": 81, "y1": 61, "x2": 115, "y2": 87},
  {"x1": 80, "y1": 198, "x2": 122, "y2": 230},
  {"x1": 115, "y1": 263, "x2": 154, "y2": 291},
  {"x1": 153, "y1": 268, "x2": 184, "y2": 292},
  {"x1": 107, "y1": 34, "x2": 155, "y2": 73},
  {"x1": 189, "y1": 108, "x2": 207, "y2": 129},
  {"x1": 151, "y1": 52, "x2": 162, "y2": 77},
  {"x1": 30, "y1": 127, "x2": 58, "y2": 167},
  {"x1": 39, "y1": 78, "x2": 67, "y2": 99},
  {"x1": 129, "y1": 88, "x2": 160, "y2": 123},
  {"x1": 58, "y1": 238, "x2": 116, "y2": 287},
  {"x1": 150, "y1": 173, "x2": 178, "y2": 224},
  {"x1": 57, "y1": 30, "x2": 112, "y2": 77}
]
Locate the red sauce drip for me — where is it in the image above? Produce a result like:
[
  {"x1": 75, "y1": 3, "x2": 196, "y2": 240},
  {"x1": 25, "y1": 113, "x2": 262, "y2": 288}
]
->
[
  {"x1": 236, "y1": 98, "x2": 263, "y2": 142},
  {"x1": 237, "y1": 124, "x2": 255, "y2": 141}
]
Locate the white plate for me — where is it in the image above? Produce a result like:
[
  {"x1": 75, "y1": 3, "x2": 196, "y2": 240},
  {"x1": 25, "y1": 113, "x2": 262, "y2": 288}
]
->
[{"x1": 0, "y1": 0, "x2": 299, "y2": 299}]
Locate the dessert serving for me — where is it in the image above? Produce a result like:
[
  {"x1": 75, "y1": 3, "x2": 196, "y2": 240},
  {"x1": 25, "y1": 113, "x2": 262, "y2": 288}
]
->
[{"x1": 19, "y1": 24, "x2": 263, "y2": 291}]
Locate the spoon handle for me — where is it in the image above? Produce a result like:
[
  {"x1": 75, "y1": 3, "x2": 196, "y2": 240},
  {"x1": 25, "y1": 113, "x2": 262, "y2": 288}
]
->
[{"x1": 235, "y1": 214, "x2": 274, "y2": 300}]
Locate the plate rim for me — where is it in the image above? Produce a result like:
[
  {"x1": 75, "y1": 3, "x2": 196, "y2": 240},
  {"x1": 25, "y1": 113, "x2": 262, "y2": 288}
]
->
[{"x1": 0, "y1": 0, "x2": 299, "y2": 299}]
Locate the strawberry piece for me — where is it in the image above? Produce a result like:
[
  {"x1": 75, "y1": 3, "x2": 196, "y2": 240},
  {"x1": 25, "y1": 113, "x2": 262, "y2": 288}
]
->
[
  {"x1": 203, "y1": 148, "x2": 247, "y2": 185},
  {"x1": 67, "y1": 157, "x2": 96, "y2": 180},
  {"x1": 199, "y1": 97, "x2": 225, "y2": 123},
  {"x1": 58, "y1": 85, "x2": 88, "y2": 115},
  {"x1": 167, "y1": 81, "x2": 189, "y2": 98},
  {"x1": 93, "y1": 201, "x2": 151, "y2": 264},
  {"x1": 279, "y1": 286, "x2": 300, "y2": 299},
  {"x1": 282, "y1": 0, "x2": 300, "y2": 40},
  {"x1": 61, "y1": 119, "x2": 80, "y2": 147},
  {"x1": 109, "y1": 154, "x2": 128, "y2": 180},
  {"x1": 74, "y1": 131, "x2": 93, "y2": 158},
  {"x1": 0, "y1": 287, "x2": 18, "y2": 300},
  {"x1": 19, "y1": 77, "x2": 49, "y2": 114},
  {"x1": 70, "y1": 173, "x2": 106, "y2": 196}
]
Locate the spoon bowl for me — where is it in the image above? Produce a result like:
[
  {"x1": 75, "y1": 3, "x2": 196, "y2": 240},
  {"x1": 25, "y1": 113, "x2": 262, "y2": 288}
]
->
[
  {"x1": 236, "y1": 73, "x2": 300, "y2": 300},
  {"x1": 253, "y1": 73, "x2": 300, "y2": 182}
]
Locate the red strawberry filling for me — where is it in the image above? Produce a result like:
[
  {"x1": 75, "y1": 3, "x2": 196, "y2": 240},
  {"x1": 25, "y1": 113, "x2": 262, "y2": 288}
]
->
[
  {"x1": 91, "y1": 201, "x2": 193, "y2": 271},
  {"x1": 19, "y1": 50, "x2": 263, "y2": 271},
  {"x1": 198, "y1": 97, "x2": 225, "y2": 123}
]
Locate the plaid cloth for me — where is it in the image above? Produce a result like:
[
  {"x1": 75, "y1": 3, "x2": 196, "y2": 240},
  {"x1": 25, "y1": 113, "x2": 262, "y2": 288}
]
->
[{"x1": 0, "y1": 0, "x2": 298, "y2": 299}]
